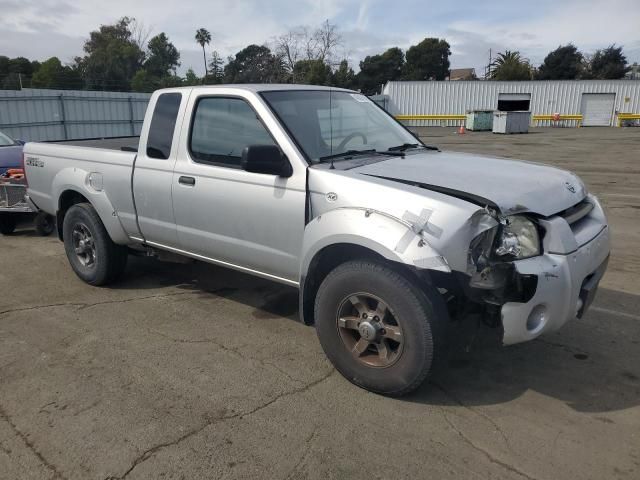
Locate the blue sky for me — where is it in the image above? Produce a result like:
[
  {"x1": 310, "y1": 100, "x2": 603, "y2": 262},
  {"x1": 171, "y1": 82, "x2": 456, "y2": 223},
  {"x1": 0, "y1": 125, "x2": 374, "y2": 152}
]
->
[{"x1": 1, "y1": 0, "x2": 638, "y2": 77}]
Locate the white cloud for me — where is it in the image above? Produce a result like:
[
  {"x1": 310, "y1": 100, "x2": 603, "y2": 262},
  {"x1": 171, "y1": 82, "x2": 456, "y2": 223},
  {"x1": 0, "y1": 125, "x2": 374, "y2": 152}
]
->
[
  {"x1": 0, "y1": 0, "x2": 638, "y2": 78},
  {"x1": 446, "y1": 0, "x2": 640, "y2": 71}
]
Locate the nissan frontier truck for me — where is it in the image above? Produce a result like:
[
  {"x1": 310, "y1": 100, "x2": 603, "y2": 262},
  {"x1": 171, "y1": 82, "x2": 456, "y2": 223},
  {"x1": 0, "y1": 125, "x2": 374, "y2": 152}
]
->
[{"x1": 23, "y1": 85, "x2": 610, "y2": 395}]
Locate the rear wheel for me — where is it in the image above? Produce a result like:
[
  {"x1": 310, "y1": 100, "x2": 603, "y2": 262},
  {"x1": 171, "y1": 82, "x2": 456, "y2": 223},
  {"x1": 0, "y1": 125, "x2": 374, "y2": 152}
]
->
[
  {"x1": 34, "y1": 211, "x2": 55, "y2": 236},
  {"x1": 63, "y1": 203, "x2": 128, "y2": 285},
  {"x1": 314, "y1": 260, "x2": 447, "y2": 396},
  {"x1": 0, "y1": 214, "x2": 17, "y2": 235}
]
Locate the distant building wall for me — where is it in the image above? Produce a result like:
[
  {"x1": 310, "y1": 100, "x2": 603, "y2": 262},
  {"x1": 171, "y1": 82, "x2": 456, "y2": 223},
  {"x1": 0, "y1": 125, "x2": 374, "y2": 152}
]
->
[
  {"x1": 0, "y1": 88, "x2": 151, "y2": 141},
  {"x1": 383, "y1": 80, "x2": 640, "y2": 127}
]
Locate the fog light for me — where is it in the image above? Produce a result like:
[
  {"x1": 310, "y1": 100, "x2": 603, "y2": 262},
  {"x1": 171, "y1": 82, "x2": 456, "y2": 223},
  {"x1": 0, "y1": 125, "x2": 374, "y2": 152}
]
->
[{"x1": 526, "y1": 304, "x2": 547, "y2": 332}]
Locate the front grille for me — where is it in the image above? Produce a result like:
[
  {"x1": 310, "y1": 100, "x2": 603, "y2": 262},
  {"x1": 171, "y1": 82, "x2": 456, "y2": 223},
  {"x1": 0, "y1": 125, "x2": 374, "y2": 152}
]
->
[{"x1": 557, "y1": 200, "x2": 593, "y2": 226}]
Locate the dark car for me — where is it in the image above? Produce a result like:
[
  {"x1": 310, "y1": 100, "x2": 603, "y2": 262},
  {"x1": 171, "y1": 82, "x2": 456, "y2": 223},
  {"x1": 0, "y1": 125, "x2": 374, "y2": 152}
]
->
[{"x1": 0, "y1": 131, "x2": 24, "y2": 175}]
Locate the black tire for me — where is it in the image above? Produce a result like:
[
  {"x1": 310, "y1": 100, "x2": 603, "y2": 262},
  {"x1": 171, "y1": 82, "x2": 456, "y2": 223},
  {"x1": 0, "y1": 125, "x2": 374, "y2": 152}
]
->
[
  {"x1": 314, "y1": 260, "x2": 447, "y2": 396},
  {"x1": 34, "y1": 211, "x2": 55, "y2": 236},
  {"x1": 62, "y1": 203, "x2": 128, "y2": 285},
  {"x1": 0, "y1": 214, "x2": 17, "y2": 235}
]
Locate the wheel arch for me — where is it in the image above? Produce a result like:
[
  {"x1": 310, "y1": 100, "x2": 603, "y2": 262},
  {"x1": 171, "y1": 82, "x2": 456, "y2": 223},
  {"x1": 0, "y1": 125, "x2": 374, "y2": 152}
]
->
[
  {"x1": 55, "y1": 187, "x2": 129, "y2": 244},
  {"x1": 57, "y1": 189, "x2": 89, "y2": 240},
  {"x1": 299, "y1": 242, "x2": 447, "y2": 326},
  {"x1": 299, "y1": 207, "x2": 454, "y2": 325}
]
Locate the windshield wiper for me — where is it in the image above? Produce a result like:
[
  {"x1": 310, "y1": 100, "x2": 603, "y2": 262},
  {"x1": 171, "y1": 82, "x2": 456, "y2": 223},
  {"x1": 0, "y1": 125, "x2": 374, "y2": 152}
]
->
[
  {"x1": 318, "y1": 149, "x2": 377, "y2": 163},
  {"x1": 317, "y1": 148, "x2": 405, "y2": 168},
  {"x1": 387, "y1": 143, "x2": 439, "y2": 152},
  {"x1": 387, "y1": 143, "x2": 420, "y2": 151}
]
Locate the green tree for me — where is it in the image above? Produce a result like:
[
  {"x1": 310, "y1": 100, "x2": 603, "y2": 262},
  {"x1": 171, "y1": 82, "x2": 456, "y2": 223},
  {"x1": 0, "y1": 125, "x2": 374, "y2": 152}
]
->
[
  {"x1": 488, "y1": 51, "x2": 532, "y2": 80},
  {"x1": 403, "y1": 38, "x2": 450, "y2": 81},
  {"x1": 132, "y1": 70, "x2": 182, "y2": 92},
  {"x1": 588, "y1": 45, "x2": 629, "y2": 79},
  {"x1": 77, "y1": 17, "x2": 144, "y2": 90},
  {"x1": 537, "y1": 44, "x2": 583, "y2": 80},
  {"x1": 195, "y1": 28, "x2": 212, "y2": 77},
  {"x1": 31, "y1": 58, "x2": 63, "y2": 88},
  {"x1": 332, "y1": 60, "x2": 357, "y2": 89},
  {"x1": 183, "y1": 68, "x2": 201, "y2": 86},
  {"x1": 31, "y1": 57, "x2": 83, "y2": 89},
  {"x1": 224, "y1": 45, "x2": 287, "y2": 83},
  {"x1": 30, "y1": 60, "x2": 41, "y2": 74},
  {"x1": 357, "y1": 47, "x2": 404, "y2": 95},
  {"x1": 159, "y1": 75, "x2": 183, "y2": 88},
  {"x1": 293, "y1": 59, "x2": 332, "y2": 85},
  {"x1": 145, "y1": 33, "x2": 180, "y2": 77},
  {"x1": 205, "y1": 50, "x2": 225, "y2": 84},
  {"x1": 1, "y1": 56, "x2": 36, "y2": 88},
  {"x1": 0, "y1": 56, "x2": 39, "y2": 89},
  {"x1": 0, "y1": 56, "x2": 9, "y2": 76},
  {"x1": 131, "y1": 69, "x2": 157, "y2": 92},
  {"x1": 8, "y1": 57, "x2": 34, "y2": 75}
]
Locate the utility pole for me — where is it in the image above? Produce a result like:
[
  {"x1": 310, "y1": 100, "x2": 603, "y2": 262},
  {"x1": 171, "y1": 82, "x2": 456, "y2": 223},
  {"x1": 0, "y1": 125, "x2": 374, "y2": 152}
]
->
[{"x1": 18, "y1": 73, "x2": 23, "y2": 90}]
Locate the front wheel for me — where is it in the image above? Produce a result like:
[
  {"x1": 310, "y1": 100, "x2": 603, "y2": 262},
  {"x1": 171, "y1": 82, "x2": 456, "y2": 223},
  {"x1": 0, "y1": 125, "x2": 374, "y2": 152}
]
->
[
  {"x1": 0, "y1": 214, "x2": 17, "y2": 235},
  {"x1": 314, "y1": 260, "x2": 447, "y2": 396},
  {"x1": 63, "y1": 203, "x2": 128, "y2": 285}
]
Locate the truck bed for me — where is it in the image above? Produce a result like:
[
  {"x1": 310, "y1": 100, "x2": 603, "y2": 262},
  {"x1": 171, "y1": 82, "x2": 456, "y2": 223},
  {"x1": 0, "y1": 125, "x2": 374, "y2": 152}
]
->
[
  {"x1": 55, "y1": 137, "x2": 140, "y2": 152},
  {"x1": 24, "y1": 139, "x2": 140, "y2": 242}
]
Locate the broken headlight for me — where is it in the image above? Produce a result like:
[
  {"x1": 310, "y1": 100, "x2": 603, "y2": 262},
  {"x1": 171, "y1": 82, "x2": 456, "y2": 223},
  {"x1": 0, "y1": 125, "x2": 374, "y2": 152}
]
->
[{"x1": 495, "y1": 216, "x2": 540, "y2": 259}]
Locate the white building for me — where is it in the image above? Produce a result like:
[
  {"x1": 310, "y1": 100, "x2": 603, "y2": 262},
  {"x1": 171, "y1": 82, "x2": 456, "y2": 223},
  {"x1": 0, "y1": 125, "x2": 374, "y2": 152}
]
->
[{"x1": 382, "y1": 80, "x2": 640, "y2": 127}]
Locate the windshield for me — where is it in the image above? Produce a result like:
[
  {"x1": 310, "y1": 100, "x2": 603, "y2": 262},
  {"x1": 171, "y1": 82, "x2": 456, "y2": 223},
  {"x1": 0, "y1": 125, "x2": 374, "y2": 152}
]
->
[
  {"x1": 261, "y1": 90, "x2": 422, "y2": 163},
  {"x1": 0, "y1": 131, "x2": 15, "y2": 147}
]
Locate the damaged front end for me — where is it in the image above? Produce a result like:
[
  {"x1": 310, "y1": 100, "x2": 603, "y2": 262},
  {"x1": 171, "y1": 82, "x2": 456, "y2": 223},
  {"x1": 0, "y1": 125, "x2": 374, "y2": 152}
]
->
[{"x1": 449, "y1": 208, "x2": 540, "y2": 328}]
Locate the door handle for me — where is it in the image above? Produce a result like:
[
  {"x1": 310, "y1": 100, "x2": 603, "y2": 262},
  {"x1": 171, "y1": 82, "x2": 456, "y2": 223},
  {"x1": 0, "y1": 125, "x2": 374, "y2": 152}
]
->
[{"x1": 178, "y1": 176, "x2": 196, "y2": 186}]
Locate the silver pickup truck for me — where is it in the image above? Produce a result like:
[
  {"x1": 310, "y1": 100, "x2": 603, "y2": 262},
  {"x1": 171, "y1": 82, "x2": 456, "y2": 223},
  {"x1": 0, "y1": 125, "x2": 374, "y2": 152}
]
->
[{"x1": 24, "y1": 85, "x2": 610, "y2": 395}]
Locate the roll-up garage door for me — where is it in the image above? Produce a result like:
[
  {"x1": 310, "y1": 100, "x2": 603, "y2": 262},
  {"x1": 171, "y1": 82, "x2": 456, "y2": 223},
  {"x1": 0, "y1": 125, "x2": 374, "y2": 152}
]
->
[
  {"x1": 498, "y1": 93, "x2": 531, "y2": 111},
  {"x1": 580, "y1": 93, "x2": 615, "y2": 126}
]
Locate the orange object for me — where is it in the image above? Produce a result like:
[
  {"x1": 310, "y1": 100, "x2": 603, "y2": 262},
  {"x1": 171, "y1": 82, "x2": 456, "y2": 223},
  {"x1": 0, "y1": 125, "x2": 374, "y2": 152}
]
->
[
  {"x1": 552, "y1": 113, "x2": 561, "y2": 121},
  {"x1": 458, "y1": 125, "x2": 466, "y2": 134},
  {"x1": 5, "y1": 169, "x2": 24, "y2": 180}
]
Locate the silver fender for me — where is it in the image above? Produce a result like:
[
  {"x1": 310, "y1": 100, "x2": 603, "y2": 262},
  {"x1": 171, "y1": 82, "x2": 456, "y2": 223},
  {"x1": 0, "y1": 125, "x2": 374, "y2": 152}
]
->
[
  {"x1": 300, "y1": 207, "x2": 451, "y2": 279},
  {"x1": 52, "y1": 167, "x2": 130, "y2": 244}
]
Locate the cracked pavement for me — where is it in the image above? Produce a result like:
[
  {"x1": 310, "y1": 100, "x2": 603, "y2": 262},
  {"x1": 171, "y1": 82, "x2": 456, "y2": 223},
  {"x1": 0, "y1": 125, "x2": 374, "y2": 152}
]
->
[{"x1": 1, "y1": 127, "x2": 640, "y2": 479}]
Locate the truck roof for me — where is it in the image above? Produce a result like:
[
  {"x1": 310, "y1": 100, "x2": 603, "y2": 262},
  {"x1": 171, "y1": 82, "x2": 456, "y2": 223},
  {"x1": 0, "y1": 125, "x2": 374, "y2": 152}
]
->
[{"x1": 157, "y1": 84, "x2": 357, "y2": 94}]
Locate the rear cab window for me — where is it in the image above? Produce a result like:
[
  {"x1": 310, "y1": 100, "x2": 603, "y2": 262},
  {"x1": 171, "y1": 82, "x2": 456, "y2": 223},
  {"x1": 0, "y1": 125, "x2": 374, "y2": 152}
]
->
[{"x1": 147, "y1": 92, "x2": 182, "y2": 159}]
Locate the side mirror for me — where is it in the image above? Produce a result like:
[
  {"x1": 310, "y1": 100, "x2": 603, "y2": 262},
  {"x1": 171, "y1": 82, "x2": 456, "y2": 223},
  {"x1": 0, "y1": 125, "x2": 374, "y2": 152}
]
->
[
  {"x1": 241, "y1": 145, "x2": 292, "y2": 177},
  {"x1": 15, "y1": 139, "x2": 26, "y2": 146}
]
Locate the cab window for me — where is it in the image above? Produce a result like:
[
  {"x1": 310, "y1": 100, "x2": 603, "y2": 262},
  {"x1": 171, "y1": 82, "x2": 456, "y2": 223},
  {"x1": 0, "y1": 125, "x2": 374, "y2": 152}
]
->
[
  {"x1": 147, "y1": 93, "x2": 182, "y2": 159},
  {"x1": 189, "y1": 97, "x2": 275, "y2": 168}
]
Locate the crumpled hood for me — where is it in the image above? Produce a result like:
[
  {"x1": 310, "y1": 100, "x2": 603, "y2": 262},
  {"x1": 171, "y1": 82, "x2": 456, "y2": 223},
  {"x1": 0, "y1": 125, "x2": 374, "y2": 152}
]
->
[{"x1": 351, "y1": 150, "x2": 587, "y2": 216}]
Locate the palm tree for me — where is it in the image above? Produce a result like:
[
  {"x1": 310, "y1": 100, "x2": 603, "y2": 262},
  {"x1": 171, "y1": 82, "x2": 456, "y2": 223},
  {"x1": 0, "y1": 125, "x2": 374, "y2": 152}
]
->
[
  {"x1": 488, "y1": 50, "x2": 532, "y2": 80},
  {"x1": 195, "y1": 28, "x2": 212, "y2": 77}
]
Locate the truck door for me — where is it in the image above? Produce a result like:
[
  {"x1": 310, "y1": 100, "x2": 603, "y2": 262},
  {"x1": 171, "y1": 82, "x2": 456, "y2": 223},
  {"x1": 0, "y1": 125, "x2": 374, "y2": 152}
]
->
[
  {"x1": 170, "y1": 92, "x2": 306, "y2": 284},
  {"x1": 133, "y1": 91, "x2": 187, "y2": 247}
]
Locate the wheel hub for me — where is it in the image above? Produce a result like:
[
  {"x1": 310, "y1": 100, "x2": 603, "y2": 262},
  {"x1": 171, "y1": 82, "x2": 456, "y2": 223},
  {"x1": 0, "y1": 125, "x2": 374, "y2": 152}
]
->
[
  {"x1": 72, "y1": 223, "x2": 96, "y2": 268},
  {"x1": 358, "y1": 321, "x2": 379, "y2": 342},
  {"x1": 336, "y1": 293, "x2": 404, "y2": 368}
]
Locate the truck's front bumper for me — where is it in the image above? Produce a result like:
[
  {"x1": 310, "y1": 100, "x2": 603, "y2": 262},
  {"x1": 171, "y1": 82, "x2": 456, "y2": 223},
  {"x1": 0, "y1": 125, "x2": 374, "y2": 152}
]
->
[{"x1": 501, "y1": 226, "x2": 610, "y2": 345}]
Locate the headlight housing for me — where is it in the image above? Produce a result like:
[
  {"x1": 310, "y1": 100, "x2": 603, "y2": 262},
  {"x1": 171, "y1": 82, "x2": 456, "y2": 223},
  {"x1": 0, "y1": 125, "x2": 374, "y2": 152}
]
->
[{"x1": 494, "y1": 216, "x2": 541, "y2": 260}]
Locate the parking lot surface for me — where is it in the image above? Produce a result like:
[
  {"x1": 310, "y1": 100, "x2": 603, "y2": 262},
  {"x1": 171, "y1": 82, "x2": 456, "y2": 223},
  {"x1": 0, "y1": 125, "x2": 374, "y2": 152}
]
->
[{"x1": 1, "y1": 127, "x2": 639, "y2": 479}]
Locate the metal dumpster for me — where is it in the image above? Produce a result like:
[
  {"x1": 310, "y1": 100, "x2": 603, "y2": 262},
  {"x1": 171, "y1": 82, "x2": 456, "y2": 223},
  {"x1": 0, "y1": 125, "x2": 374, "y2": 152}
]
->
[
  {"x1": 465, "y1": 110, "x2": 494, "y2": 131},
  {"x1": 493, "y1": 111, "x2": 531, "y2": 134}
]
